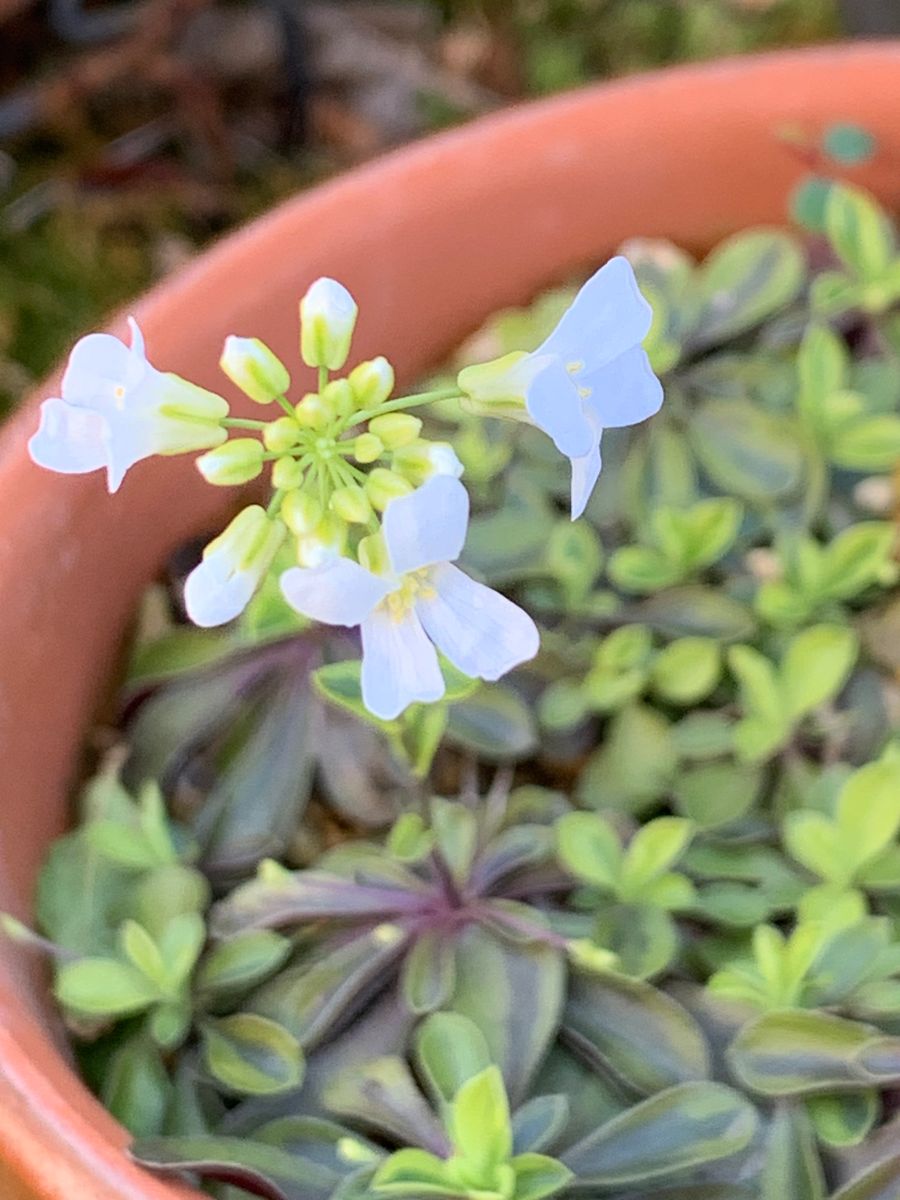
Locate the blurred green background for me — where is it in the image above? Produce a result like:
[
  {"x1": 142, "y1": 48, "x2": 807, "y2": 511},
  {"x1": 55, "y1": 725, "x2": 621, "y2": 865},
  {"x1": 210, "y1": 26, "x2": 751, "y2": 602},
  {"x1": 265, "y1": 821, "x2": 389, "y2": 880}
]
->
[{"x1": 0, "y1": 0, "x2": 879, "y2": 412}]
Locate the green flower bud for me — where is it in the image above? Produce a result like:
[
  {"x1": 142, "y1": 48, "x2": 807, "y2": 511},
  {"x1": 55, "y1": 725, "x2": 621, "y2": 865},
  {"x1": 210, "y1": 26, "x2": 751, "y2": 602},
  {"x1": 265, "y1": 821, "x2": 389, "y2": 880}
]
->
[
  {"x1": 263, "y1": 416, "x2": 301, "y2": 453},
  {"x1": 358, "y1": 531, "x2": 390, "y2": 575},
  {"x1": 330, "y1": 483, "x2": 372, "y2": 525},
  {"x1": 352, "y1": 432, "x2": 384, "y2": 464},
  {"x1": 300, "y1": 277, "x2": 358, "y2": 371},
  {"x1": 392, "y1": 439, "x2": 463, "y2": 486},
  {"x1": 368, "y1": 413, "x2": 422, "y2": 449},
  {"x1": 196, "y1": 438, "x2": 264, "y2": 486},
  {"x1": 271, "y1": 457, "x2": 304, "y2": 490},
  {"x1": 457, "y1": 351, "x2": 534, "y2": 422},
  {"x1": 321, "y1": 379, "x2": 355, "y2": 419},
  {"x1": 296, "y1": 514, "x2": 347, "y2": 567},
  {"x1": 348, "y1": 356, "x2": 394, "y2": 408},
  {"x1": 295, "y1": 393, "x2": 330, "y2": 430},
  {"x1": 219, "y1": 336, "x2": 290, "y2": 405},
  {"x1": 282, "y1": 489, "x2": 323, "y2": 535},
  {"x1": 366, "y1": 467, "x2": 414, "y2": 511}
]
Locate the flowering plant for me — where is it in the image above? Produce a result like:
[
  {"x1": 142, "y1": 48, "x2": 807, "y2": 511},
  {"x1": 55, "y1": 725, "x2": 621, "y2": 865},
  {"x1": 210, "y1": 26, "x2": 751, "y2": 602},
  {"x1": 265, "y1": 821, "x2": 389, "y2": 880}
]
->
[{"x1": 29, "y1": 260, "x2": 661, "y2": 722}]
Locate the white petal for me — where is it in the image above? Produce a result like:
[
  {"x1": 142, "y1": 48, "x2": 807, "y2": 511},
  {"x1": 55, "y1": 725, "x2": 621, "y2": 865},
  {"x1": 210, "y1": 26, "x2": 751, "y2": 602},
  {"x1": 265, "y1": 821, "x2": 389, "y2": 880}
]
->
[
  {"x1": 184, "y1": 554, "x2": 256, "y2": 627},
  {"x1": 382, "y1": 475, "x2": 469, "y2": 577},
  {"x1": 570, "y1": 441, "x2": 603, "y2": 521},
  {"x1": 417, "y1": 563, "x2": 539, "y2": 681},
  {"x1": 524, "y1": 358, "x2": 594, "y2": 459},
  {"x1": 538, "y1": 257, "x2": 653, "y2": 371},
  {"x1": 61, "y1": 331, "x2": 142, "y2": 408},
  {"x1": 361, "y1": 606, "x2": 445, "y2": 720},
  {"x1": 101, "y1": 413, "x2": 158, "y2": 493},
  {"x1": 580, "y1": 345, "x2": 664, "y2": 429},
  {"x1": 28, "y1": 397, "x2": 107, "y2": 476},
  {"x1": 280, "y1": 558, "x2": 391, "y2": 626}
]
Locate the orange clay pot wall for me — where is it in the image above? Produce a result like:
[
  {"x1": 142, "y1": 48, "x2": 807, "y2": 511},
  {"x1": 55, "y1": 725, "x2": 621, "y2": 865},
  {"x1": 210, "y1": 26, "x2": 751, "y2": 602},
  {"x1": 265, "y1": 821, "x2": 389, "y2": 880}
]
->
[{"x1": 1, "y1": 43, "x2": 900, "y2": 1200}]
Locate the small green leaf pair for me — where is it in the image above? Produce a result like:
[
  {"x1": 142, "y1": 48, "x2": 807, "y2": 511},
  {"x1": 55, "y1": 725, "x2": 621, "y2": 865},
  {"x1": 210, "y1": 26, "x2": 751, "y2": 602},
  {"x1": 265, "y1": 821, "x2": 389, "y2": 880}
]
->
[
  {"x1": 810, "y1": 183, "x2": 900, "y2": 317},
  {"x1": 609, "y1": 498, "x2": 742, "y2": 593},
  {"x1": 373, "y1": 1065, "x2": 570, "y2": 1200},
  {"x1": 55, "y1": 913, "x2": 204, "y2": 1047},
  {"x1": 728, "y1": 623, "x2": 858, "y2": 761},
  {"x1": 796, "y1": 322, "x2": 900, "y2": 471},
  {"x1": 756, "y1": 521, "x2": 897, "y2": 628},
  {"x1": 557, "y1": 812, "x2": 694, "y2": 978}
]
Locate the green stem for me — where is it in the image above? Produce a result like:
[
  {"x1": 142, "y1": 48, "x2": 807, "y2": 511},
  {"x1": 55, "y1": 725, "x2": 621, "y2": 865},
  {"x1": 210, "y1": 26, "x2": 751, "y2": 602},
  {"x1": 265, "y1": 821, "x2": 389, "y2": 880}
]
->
[
  {"x1": 274, "y1": 394, "x2": 298, "y2": 421},
  {"x1": 266, "y1": 488, "x2": 286, "y2": 517},
  {"x1": 353, "y1": 386, "x2": 463, "y2": 426},
  {"x1": 222, "y1": 417, "x2": 267, "y2": 431},
  {"x1": 318, "y1": 366, "x2": 329, "y2": 392}
]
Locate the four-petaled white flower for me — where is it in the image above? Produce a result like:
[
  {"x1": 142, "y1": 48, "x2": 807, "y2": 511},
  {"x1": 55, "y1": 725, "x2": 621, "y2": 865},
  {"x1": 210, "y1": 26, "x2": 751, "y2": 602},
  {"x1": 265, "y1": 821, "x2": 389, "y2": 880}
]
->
[
  {"x1": 28, "y1": 318, "x2": 229, "y2": 493},
  {"x1": 280, "y1": 475, "x2": 539, "y2": 720},
  {"x1": 457, "y1": 257, "x2": 663, "y2": 519}
]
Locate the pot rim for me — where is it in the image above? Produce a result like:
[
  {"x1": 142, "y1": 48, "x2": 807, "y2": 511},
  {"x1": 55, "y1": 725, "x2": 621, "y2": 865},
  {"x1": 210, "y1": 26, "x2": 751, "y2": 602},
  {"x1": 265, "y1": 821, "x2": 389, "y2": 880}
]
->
[{"x1": 2, "y1": 40, "x2": 900, "y2": 1200}]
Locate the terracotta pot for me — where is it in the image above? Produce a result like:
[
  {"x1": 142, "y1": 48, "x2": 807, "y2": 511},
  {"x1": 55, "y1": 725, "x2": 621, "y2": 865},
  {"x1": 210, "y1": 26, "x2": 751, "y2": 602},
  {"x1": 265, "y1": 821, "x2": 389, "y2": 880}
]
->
[{"x1": 1, "y1": 41, "x2": 900, "y2": 1200}]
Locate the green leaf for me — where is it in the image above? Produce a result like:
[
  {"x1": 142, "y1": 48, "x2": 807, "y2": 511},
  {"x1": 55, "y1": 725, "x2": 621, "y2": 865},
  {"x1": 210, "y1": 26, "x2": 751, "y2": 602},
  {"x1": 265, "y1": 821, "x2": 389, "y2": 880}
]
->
[
  {"x1": 637, "y1": 585, "x2": 756, "y2": 642},
  {"x1": 201, "y1": 1013, "x2": 304, "y2": 1096},
  {"x1": 563, "y1": 968, "x2": 708, "y2": 1093},
  {"x1": 796, "y1": 323, "x2": 847, "y2": 434},
  {"x1": 449, "y1": 923, "x2": 564, "y2": 1103},
  {"x1": 196, "y1": 930, "x2": 292, "y2": 997},
  {"x1": 555, "y1": 812, "x2": 621, "y2": 890},
  {"x1": 823, "y1": 123, "x2": 877, "y2": 166},
  {"x1": 690, "y1": 399, "x2": 806, "y2": 504},
  {"x1": 401, "y1": 930, "x2": 457, "y2": 1015},
  {"x1": 783, "y1": 811, "x2": 844, "y2": 886},
  {"x1": 577, "y1": 704, "x2": 678, "y2": 816},
  {"x1": 728, "y1": 1010, "x2": 900, "y2": 1096},
  {"x1": 829, "y1": 415, "x2": 900, "y2": 470},
  {"x1": 450, "y1": 1065, "x2": 512, "y2": 1175},
  {"x1": 791, "y1": 176, "x2": 833, "y2": 234},
  {"x1": 415, "y1": 1012, "x2": 492, "y2": 1111},
  {"x1": 101, "y1": 1038, "x2": 172, "y2": 1139},
  {"x1": 430, "y1": 799, "x2": 478, "y2": 886},
  {"x1": 313, "y1": 661, "x2": 383, "y2": 727},
  {"x1": 372, "y1": 1149, "x2": 455, "y2": 1197},
  {"x1": 592, "y1": 903, "x2": 680, "y2": 978},
  {"x1": 561, "y1": 1082, "x2": 757, "y2": 1186},
  {"x1": 132, "y1": 1134, "x2": 336, "y2": 1200},
  {"x1": 545, "y1": 521, "x2": 603, "y2": 604},
  {"x1": 781, "y1": 624, "x2": 858, "y2": 720},
  {"x1": 837, "y1": 760, "x2": 900, "y2": 870},
  {"x1": 825, "y1": 183, "x2": 895, "y2": 281},
  {"x1": 822, "y1": 523, "x2": 895, "y2": 599},
  {"x1": 830, "y1": 1155, "x2": 900, "y2": 1200},
  {"x1": 651, "y1": 637, "x2": 721, "y2": 705},
  {"x1": 673, "y1": 762, "x2": 760, "y2": 831},
  {"x1": 619, "y1": 818, "x2": 693, "y2": 897},
  {"x1": 609, "y1": 545, "x2": 682, "y2": 593},
  {"x1": 806, "y1": 1090, "x2": 878, "y2": 1147},
  {"x1": 510, "y1": 1096, "x2": 570, "y2": 1155},
  {"x1": 446, "y1": 685, "x2": 537, "y2": 761},
  {"x1": 325, "y1": 1056, "x2": 446, "y2": 1152},
  {"x1": 55, "y1": 957, "x2": 160, "y2": 1016},
  {"x1": 760, "y1": 1104, "x2": 825, "y2": 1200},
  {"x1": 510, "y1": 1153, "x2": 571, "y2": 1200},
  {"x1": 693, "y1": 229, "x2": 805, "y2": 345},
  {"x1": 120, "y1": 921, "x2": 168, "y2": 989},
  {"x1": 37, "y1": 830, "x2": 131, "y2": 956}
]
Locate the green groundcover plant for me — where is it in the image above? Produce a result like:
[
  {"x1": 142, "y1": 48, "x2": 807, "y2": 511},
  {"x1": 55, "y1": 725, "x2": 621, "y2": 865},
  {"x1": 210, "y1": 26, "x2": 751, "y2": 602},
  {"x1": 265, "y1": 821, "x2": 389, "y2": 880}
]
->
[{"x1": 10, "y1": 126, "x2": 900, "y2": 1199}]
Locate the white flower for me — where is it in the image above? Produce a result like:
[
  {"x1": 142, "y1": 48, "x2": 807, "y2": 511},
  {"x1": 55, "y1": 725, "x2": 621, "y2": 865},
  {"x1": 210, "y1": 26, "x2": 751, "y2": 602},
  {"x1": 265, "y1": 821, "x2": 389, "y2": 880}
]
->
[
  {"x1": 280, "y1": 476, "x2": 539, "y2": 720},
  {"x1": 300, "y1": 277, "x2": 358, "y2": 371},
  {"x1": 28, "y1": 318, "x2": 228, "y2": 493},
  {"x1": 457, "y1": 257, "x2": 663, "y2": 519},
  {"x1": 184, "y1": 506, "x2": 285, "y2": 627},
  {"x1": 220, "y1": 336, "x2": 290, "y2": 405}
]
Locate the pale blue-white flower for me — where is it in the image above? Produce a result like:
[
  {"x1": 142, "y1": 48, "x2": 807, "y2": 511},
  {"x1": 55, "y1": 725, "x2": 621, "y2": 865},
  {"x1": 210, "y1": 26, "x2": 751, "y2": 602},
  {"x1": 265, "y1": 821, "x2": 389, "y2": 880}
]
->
[
  {"x1": 300, "y1": 277, "x2": 358, "y2": 371},
  {"x1": 28, "y1": 318, "x2": 229, "y2": 493},
  {"x1": 457, "y1": 257, "x2": 663, "y2": 519},
  {"x1": 280, "y1": 475, "x2": 539, "y2": 720},
  {"x1": 184, "y1": 506, "x2": 285, "y2": 627}
]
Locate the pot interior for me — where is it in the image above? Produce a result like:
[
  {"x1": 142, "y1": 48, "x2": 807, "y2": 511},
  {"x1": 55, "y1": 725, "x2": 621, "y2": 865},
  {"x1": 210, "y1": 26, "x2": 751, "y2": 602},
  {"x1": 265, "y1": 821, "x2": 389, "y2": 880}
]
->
[{"x1": 1, "y1": 44, "x2": 900, "y2": 1199}]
